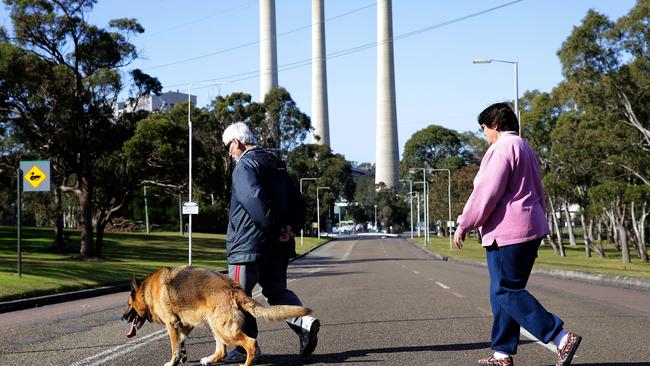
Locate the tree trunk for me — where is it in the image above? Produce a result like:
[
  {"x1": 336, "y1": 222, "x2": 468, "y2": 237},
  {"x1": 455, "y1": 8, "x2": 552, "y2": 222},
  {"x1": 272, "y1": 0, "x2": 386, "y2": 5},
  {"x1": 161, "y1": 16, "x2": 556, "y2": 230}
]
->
[
  {"x1": 630, "y1": 201, "x2": 648, "y2": 262},
  {"x1": 78, "y1": 174, "x2": 94, "y2": 258},
  {"x1": 580, "y1": 213, "x2": 591, "y2": 257},
  {"x1": 563, "y1": 202, "x2": 577, "y2": 246},
  {"x1": 640, "y1": 202, "x2": 648, "y2": 262},
  {"x1": 178, "y1": 193, "x2": 184, "y2": 236},
  {"x1": 51, "y1": 185, "x2": 66, "y2": 252},
  {"x1": 549, "y1": 197, "x2": 565, "y2": 256},
  {"x1": 617, "y1": 209, "x2": 630, "y2": 264},
  {"x1": 95, "y1": 215, "x2": 107, "y2": 259}
]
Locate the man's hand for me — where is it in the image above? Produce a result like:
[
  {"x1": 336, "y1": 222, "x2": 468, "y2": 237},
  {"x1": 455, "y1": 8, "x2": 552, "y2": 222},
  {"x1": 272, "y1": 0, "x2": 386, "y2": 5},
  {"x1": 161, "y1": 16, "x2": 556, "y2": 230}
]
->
[
  {"x1": 453, "y1": 229, "x2": 466, "y2": 250},
  {"x1": 278, "y1": 225, "x2": 295, "y2": 243}
]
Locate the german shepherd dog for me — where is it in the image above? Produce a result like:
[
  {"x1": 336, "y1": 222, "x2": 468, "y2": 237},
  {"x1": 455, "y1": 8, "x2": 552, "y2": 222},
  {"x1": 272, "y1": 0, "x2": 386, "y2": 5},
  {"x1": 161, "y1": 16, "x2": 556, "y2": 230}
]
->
[{"x1": 122, "y1": 266, "x2": 311, "y2": 366}]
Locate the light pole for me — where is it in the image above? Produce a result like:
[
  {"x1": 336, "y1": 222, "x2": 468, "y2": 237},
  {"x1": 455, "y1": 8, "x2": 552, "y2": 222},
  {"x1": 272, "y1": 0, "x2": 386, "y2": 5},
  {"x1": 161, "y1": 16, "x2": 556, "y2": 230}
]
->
[
  {"x1": 374, "y1": 204, "x2": 377, "y2": 232},
  {"x1": 186, "y1": 81, "x2": 225, "y2": 265},
  {"x1": 410, "y1": 168, "x2": 428, "y2": 245},
  {"x1": 400, "y1": 179, "x2": 413, "y2": 238},
  {"x1": 300, "y1": 177, "x2": 318, "y2": 247},
  {"x1": 428, "y1": 168, "x2": 453, "y2": 250},
  {"x1": 414, "y1": 191, "x2": 421, "y2": 236},
  {"x1": 316, "y1": 186, "x2": 330, "y2": 239},
  {"x1": 473, "y1": 58, "x2": 519, "y2": 133}
]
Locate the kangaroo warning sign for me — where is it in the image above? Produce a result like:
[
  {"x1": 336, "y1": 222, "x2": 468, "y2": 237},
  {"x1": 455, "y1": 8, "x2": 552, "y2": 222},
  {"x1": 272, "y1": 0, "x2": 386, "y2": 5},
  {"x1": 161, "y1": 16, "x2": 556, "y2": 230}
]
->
[{"x1": 20, "y1": 160, "x2": 50, "y2": 192}]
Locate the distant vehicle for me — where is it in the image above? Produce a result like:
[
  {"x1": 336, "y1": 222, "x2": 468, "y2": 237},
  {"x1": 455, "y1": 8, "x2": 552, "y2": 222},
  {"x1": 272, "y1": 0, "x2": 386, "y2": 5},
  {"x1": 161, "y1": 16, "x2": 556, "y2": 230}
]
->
[{"x1": 336, "y1": 220, "x2": 355, "y2": 234}]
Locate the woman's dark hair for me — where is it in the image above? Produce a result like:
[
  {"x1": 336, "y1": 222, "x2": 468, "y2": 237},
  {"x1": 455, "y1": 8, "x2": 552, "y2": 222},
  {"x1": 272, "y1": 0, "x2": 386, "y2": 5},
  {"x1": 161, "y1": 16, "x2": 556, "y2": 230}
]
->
[{"x1": 477, "y1": 102, "x2": 519, "y2": 132}]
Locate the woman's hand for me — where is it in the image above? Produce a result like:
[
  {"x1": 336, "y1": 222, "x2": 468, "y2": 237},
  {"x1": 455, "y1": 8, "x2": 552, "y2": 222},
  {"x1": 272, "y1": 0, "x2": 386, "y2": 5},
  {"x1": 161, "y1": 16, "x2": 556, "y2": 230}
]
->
[{"x1": 453, "y1": 229, "x2": 465, "y2": 250}]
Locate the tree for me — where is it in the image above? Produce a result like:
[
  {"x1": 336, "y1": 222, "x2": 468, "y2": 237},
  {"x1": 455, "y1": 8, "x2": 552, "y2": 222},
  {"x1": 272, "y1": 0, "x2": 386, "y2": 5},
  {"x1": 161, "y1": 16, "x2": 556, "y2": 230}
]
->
[
  {"x1": 0, "y1": 0, "x2": 156, "y2": 258},
  {"x1": 286, "y1": 144, "x2": 355, "y2": 231},
  {"x1": 558, "y1": 5, "x2": 650, "y2": 184},
  {"x1": 261, "y1": 87, "x2": 311, "y2": 155},
  {"x1": 400, "y1": 124, "x2": 474, "y2": 178}
]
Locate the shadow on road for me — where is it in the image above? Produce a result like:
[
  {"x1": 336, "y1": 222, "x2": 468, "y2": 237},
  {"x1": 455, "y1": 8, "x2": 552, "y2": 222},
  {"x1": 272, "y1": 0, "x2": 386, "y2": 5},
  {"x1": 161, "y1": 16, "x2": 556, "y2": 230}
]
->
[{"x1": 573, "y1": 364, "x2": 650, "y2": 366}]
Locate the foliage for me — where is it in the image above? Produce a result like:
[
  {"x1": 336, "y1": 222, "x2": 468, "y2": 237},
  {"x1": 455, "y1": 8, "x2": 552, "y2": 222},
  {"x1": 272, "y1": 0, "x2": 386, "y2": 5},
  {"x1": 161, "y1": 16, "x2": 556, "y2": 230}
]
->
[
  {"x1": 286, "y1": 144, "x2": 355, "y2": 228},
  {"x1": 0, "y1": 0, "x2": 158, "y2": 258}
]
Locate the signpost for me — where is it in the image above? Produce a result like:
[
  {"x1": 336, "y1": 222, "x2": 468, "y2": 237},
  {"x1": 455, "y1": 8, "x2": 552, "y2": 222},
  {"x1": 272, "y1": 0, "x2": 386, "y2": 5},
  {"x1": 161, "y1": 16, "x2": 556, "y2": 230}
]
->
[
  {"x1": 17, "y1": 161, "x2": 51, "y2": 277},
  {"x1": 182, "y1": 202, "x2": 199, "y2": 264}
]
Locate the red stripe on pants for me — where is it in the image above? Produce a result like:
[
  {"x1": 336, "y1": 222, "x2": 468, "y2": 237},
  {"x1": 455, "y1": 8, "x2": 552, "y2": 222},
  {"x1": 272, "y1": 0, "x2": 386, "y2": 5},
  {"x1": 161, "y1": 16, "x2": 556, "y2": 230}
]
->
[{"x1": 233, "y1": 265, "x2": 241, "y2": 284}]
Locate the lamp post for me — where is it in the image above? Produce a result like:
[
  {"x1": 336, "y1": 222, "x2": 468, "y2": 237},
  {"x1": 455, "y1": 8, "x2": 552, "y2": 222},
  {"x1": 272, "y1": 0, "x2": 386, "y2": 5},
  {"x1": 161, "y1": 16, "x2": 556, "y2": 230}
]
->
[
  {"x1": 428, "y1": 168, "x2": 453, "y2": 250},
  {"x1": 400, "y1": 179, "x2": 413, "y2": 238},
  {"x1": 473, "y1": 58, "x2": 519, "y2": 133},
  {"x1": 300, "y1": 177, "x2": 318, "y2": 247},
  {"x1": 410, "y1": 168, "x2": 428, "y2": 245},
  {"x1": 316, "y1": 186, "x2": 330, "y2": 239},
  {"x1": 186, "y1": 81, "x2": 224, "y2": 265},
  {"x1": 414, "y1": 191, "x2": 421, "y2": 236},
  {"x1": 374, "y1": 204, "x2": 377, "y2": 232}
]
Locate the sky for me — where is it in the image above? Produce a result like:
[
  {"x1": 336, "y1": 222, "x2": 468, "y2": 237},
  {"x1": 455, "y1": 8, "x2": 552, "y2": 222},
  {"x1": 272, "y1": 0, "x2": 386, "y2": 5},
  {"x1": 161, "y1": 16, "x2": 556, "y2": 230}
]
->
[{"x1": 0, "y1": 0, "x2": 638, "y2": 164}]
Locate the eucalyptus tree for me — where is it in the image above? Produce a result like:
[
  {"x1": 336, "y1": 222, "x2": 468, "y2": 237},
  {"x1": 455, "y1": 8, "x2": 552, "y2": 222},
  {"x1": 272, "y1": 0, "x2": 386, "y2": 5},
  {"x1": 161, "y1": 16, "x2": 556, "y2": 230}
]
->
[
  {"x1": 0, "y1": 0, "x2": 157, "y2": 257},
  {"x1": 558, "y1": 4, "x2": 650, "y2": 184},
  {"x1": 286, "y1": 144, "x2": 355, "y2": 231}
]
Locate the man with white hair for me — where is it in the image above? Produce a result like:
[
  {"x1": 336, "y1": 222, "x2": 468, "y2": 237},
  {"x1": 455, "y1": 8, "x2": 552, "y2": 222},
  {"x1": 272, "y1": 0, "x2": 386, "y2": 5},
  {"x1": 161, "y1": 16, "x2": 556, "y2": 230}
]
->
[{"x1": 221, "y1": 122, "x2": 320, "y2": 363}]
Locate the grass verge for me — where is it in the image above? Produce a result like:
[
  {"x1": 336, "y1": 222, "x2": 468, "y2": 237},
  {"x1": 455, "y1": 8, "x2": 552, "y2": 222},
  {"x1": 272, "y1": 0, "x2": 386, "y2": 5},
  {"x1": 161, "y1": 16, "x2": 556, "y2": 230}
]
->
[
  {"x1": 0, "y1": 226, "x2": 326, "y2": 301},
  {"x1": 411, "y1": 236, "x2": 650, "y2": 278}
]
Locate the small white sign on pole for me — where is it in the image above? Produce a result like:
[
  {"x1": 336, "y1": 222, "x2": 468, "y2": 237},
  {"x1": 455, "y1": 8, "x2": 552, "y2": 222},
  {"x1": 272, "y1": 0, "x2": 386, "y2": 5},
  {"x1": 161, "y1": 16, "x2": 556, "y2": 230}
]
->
[
  {"x1": 447, "y1": 221, "x2": 456, "y2": 228},
  {"x1": 182, "y1": 202, "x2": 199, "y2": 215}
]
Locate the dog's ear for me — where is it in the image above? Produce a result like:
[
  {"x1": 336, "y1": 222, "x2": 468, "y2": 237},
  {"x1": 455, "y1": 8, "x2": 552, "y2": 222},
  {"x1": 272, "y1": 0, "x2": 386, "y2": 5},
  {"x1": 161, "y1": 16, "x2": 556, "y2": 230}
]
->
[{"x1": 130, "y1": 274, "x2": 139, "y2": 293}]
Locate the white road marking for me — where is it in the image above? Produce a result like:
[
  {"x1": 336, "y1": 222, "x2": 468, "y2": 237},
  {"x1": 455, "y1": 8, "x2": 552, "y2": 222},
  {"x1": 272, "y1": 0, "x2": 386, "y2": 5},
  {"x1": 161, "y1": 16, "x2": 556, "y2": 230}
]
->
[
  {"x1": 412, "y1": 270, "x2": 420, "y2": 274},
  {"x1": 342, "y1": 240, "x2": 358, "y2": 260},
  {"x1": 435, "y1": 281, "x2": 450, "y2": 289},
  {"x1": 451, "y1": 291, "x2": 465, "y2": 298},
  {"x1": 476, "y1": 306, "x2": 491, "y2": 316},
  {"x1": 70, "y1": 330, "x2": 167, "y2": 366}
]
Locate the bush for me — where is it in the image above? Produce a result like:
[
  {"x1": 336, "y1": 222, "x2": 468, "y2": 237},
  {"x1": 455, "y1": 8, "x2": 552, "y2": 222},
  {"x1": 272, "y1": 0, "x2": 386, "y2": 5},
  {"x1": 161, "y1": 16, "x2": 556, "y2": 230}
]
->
[{"x1": 192, "y1": 202, "x2": 229, "y2": 233}]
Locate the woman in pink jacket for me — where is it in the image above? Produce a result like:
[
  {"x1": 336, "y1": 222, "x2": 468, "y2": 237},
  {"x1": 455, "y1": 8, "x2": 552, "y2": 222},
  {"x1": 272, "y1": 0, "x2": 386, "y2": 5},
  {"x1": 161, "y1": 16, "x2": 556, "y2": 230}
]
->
[{"x1": 453, "y1": 103, "x2": 581, "y2": 366}]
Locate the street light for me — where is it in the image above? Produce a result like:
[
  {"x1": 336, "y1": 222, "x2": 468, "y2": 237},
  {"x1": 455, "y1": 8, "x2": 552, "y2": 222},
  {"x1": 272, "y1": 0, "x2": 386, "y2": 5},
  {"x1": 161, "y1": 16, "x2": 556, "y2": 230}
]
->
[
  {"x1": 428, "y1": 169, "x2": 453, "y2": 251},
  {"x1": 410, "y1": 168, "x2": 429, "y2": 245},
  {"x1": 400, "y1": 179, "x2": 413, "y2": 238},
  {"x1": 300, "y1": 177, "x2": 318, "y2": 247},
  {"x1": 316, "y1": 186, "x2": 330, "y2": 239},
  {"x1": 473, "y1": 58, "x2": 520, "y2": 133},
  {"x1": 374, "y1": 204, "x2": 377, "y2": 232},
  {"x1": 186, "y1": 81, "x2": 226, "y2": 266}
]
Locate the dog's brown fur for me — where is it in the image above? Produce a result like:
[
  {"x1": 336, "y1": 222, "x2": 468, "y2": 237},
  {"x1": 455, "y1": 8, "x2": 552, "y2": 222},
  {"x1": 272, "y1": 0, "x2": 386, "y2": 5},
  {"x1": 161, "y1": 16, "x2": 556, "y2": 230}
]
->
[{"x1": 123, "y1": 266, "x2": 311, "y2": 366}]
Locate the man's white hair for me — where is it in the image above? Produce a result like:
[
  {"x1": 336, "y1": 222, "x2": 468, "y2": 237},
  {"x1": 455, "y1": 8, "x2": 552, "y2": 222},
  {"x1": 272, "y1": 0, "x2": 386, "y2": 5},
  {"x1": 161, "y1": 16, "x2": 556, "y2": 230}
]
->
[{"x1": 222, "y1": 122, "x2": 256, "y2": 146}]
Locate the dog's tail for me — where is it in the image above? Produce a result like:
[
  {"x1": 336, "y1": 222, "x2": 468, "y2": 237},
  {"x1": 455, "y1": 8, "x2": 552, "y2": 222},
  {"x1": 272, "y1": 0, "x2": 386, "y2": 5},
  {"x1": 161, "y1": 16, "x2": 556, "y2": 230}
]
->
[{"x1": 234, "y1": 291, "x2": 312, "y2": 321}]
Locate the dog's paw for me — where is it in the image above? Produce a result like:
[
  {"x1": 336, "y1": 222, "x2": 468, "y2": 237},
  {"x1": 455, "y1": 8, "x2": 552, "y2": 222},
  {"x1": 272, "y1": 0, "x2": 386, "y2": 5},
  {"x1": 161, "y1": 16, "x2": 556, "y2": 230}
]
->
[{"x1": 200, "y1": 357, "x2": 212, "y2": 366}]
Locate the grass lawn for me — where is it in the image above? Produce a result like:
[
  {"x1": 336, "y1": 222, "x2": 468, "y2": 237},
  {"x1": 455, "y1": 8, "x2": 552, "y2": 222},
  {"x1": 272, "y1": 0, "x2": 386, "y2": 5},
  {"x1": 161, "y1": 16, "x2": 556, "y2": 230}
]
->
[
  {"x1": 0, "y1": 226, "x2": 327, "y2": 301},
  {"x1": 412, "y1": 235, "x2": 650, "y2": 278}
]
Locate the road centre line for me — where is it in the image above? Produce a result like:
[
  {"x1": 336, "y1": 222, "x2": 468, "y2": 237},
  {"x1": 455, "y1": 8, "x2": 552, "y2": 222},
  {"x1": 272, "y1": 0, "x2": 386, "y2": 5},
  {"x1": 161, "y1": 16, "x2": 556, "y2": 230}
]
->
[
  {"x1": 451, "y1": 291, "x2": 465, "y2": 298},
  {"x1": 342, "y1": 240, "x2": 358, "y2": 260},
  {"x1": 413, "y1": 270, "x2": 420, "y2": 274},
  {"x1": 435, "y1": 281, "x2": 450, "y2": 289}
]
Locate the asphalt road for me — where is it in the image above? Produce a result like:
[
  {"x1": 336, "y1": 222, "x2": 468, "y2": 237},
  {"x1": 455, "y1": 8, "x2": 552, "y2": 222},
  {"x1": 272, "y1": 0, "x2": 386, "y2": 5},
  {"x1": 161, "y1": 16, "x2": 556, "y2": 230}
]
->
[{"x1": 1, "y1": 238, "x2": 650, "y2": 366}]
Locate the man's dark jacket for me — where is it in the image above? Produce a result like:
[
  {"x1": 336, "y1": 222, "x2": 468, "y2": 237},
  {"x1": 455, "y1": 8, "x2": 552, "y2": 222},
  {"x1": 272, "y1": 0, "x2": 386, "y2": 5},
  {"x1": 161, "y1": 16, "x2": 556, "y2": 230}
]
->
[{"x1": 226, "y1": 148, "x2": 306, "y2": 264}]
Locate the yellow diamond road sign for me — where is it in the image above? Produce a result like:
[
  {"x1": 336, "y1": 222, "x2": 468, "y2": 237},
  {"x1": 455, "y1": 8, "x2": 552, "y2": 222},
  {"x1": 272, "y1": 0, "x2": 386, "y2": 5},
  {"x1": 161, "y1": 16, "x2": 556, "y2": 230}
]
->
[
  {"x1": 25, "y1": 165, "x2": 46, "y2": 188},
  {"x1": 20, "y1": 160, "x2": 50, "y2": 192}
]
